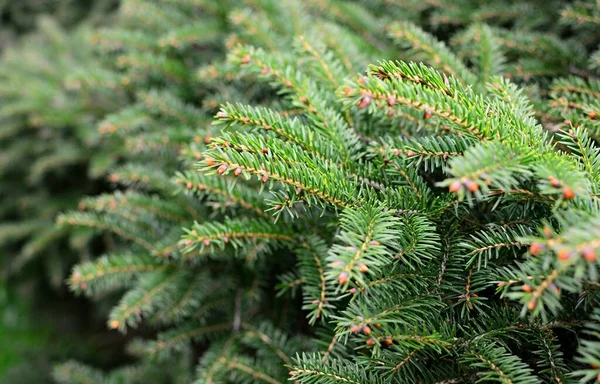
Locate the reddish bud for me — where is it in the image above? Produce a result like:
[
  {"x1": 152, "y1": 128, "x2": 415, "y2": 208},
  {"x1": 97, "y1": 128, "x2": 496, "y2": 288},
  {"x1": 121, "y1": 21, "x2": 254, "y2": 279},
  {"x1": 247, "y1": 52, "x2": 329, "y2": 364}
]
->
[
  {"x1": 349, "y1": 325, "x2": 360, "y2": 333},
  {"x1": 543, "y1": 226, "x2": 552, "y2": 238},
  {"x1": 349, "y1": 288, "x2": 357, "y2": 295},
  {"x1": 423, "y1": 110, "x2": 432, "y2": 119},
  {"x1": 527, "y1": 299, "x2": 537, "y2": 311},
  {"x1": 344, "y1": 87, "x2": 352, "y2": 96},
  {"x1": 358, "y1": 95, "x2": 372, "y2": 109},
  {"x1": 548, "y1": 176, "x2": 561, "y2": 188},
  {"x1": 262, "y1": 148, "x2": 269, "y2": 154},
  {"x1": 205, "y1": 158, "x2": 215, "y2": 166},
  {"x1": 366, "y1": 338, "x2": 376, "y2": 346},
  {"x1": 358, "y1": 263, "x2": 369, "y2": 273},
  {"x1": 362, "y1": 326, "x2": 371, "y2": 335},
  {"x1": 261, "y1": 68, "x2": 269, "y2": 75},
  {"x1": 299, "y1": 96, "x2": 309, "y2": 105},
  {"x1": 588, "y1": 111, "x2": 597, "y2": 120},
  {"x1": 530, "y1": 243, "x2": 544, "y2": 256},
  {"x1": 241, "y1": 55, "x2": 252, "y2": 64},
  {"x1": 203, "y1": 239, "x2": 211, "y2": 247},
  {"x1": 217, "y1": 164, "x2": 228, "y2": 174},
  {"x1": 465, "y1": 180, "x2": 479, "y2": 192},
  {"x1": 583, "y1": 247, "x2": 597, "y2": 262},
  {"x1": 521, "y1": 284, "x2": 533, "y2": 292},
  {"x1": 261, "y1": 174, "x2": 269, "y2": 183},
  {"x1": 557, "y1": 249, "x2": 571, "y2": 261},
  {"x1": 234, "y1": 167, "x2": 243, "y2": 176},
  {"x1": 387, "y1": 96, "x2": 396, "y2": 106},
  {"x1": 449, "y1": 180, "x2": 462, "y2": 193},
  {"x1": 338, "y1": 272, "x2": 349, "y2": 284},
  {"x1": 563, "y1": 187, "x2": 575, "y2": 200},
  {"x1": 186, "y1": 181, "x2": 193, "y2": 189},
  {"x1": 385, "y1": 338, "x2": 393, "y2": 346},
  {"x1": 109, "y1": 320, "x2": 120, "y2": 329},
  {"x1": 223, "y1": 236, "x2": 230, "y2": 243},
  {"x1": 369, "y1": 240, "x2": 381, "y2": 246}
]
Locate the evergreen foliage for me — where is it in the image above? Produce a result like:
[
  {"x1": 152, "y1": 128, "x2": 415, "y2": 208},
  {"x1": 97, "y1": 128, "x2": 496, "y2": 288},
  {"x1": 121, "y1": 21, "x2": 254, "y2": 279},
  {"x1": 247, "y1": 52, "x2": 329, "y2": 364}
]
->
[{"x1": 4, "y1": 0, "x2": 600, "y2": 383}]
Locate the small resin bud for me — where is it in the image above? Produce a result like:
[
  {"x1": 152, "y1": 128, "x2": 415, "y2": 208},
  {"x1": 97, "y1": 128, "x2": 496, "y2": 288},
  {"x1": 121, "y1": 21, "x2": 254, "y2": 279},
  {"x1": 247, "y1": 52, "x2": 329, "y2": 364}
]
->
[
  {"x1": 349, "y1": 288, "x2": 357, "y2": 295},
  {"x1": 205, "y1": 158, "x2": 215, "y2": 166},
  {"x1": 358, "y1": 263, "x2": 369, "y2": 273},
  {"x1": 349, "y1": 325, "x2": 360, "y2": 333},
  {"x1": 289, "y1": 371, "x2": 297, "y2": 376},
  {"x1": 529, "y1": 243, "x2": 544, "y2": 256},
  {"x1": 521, "y1": 284, "x2": 533, "y2": 292},
  {"x1": 358, "y1": 95, "x2": 372, "y2": 109},
  {"x1": 406, "y1": 150, "x2": 415, "y2": 158},
  {"x1": 385, "y1": 338, "x2": 393, "y2": 346},
  {"x1": 344, "y1": 87, "x2": 352, "y2": 96},
  {"x1": 203, "y1": 239, "x2": 211, "y2": 247},
  {"x1": 449, "y1": 181, "x2": 462, "y2": 193},
  {"x1": 374, "y1": 323, "x2": 381, "y2": 328},
  {"x1": 543, "y1": 226, "x2": 552, "y2": 238},
  {"x1": 362, "y1": 326, "x2": 371, "y2": 335},
  {"x1": 261, "y1": 174, "x2": 269, "y2": 183},
  {"x1": 465, "y1": 180, "x2": 479, "y2": 192},
  {"x1": 497, "y1": 282, "x2": 506, "y2": 287},
  {"x1": 583, "y1": 247, "x2": 597, "y2": 262},
  {"x1": 109, "y1": 320, "x2": 120, "y2": 329},
  {"x1": 299, "y1": 96, "x2": 308, "y2": 105},
  {"x1": 80, "y1": 282, "x2": 88, "y2": 291},
  {"x1": 240, "y1": 55, "x2": 252, "y2": 64},
  {"x1": 274, "y1": 205, "x2": 282, "y2": 211},
  {"x1": 312, "y1": 299, "x2": 319, "y2": 305},
  {"x1": 557, "y1": 249, "x2": 571, "y2": 261},
  {"x1": 369, "y1": 240, "x2": 381, "y2": 246},
  {"x1": 223, "y1": 236, "x2": 230, "y2": 243},
  {"x1": 185, "y1": 239, "x2": 193, "y2": 246},
  {"x1": 261, "y1": 67, "x2": 269, "y2": 75},
  {"x1": 366, "y1": 338, "x2": 376, "y2": 346},
  {"x1": 338, "y1": 272, "x2": 349, "y2": 284},
  {"x1": 588, "y1": 111, "x2": 597, "y2": 119},
  {"x1": 216, "y1": 110, "x2": 227, "y2": 118},
  {"x1": 186, "y1": 181, "x2": 193, "y2": 189},
  {"x1": 387, "y1": 96, "x2": 396, "y2": 106},
  {"x1": 296, "y1": 187, "x2": 302, "y2": 194},
  {"x1": 550, "y1": 284, "x2": 560, "y2": 294},
  {"x1": 563, "y1": 187, "x2": 575, "y2": 200},
  {"x1": 423, "y1": 110, "x2": 432, "y2": 119},
  {"x1": 527, "y1": 299, "x2": 537, "y2": 311},
  {"x1": 548, "y1": 176, "x2": 561, "y2": 188},
  {"x1": 217, "y1": 164, "x2": 228, "y2": 174},
  {"x1": 234, "y1": 167, "x2": 243, "y2": 176},
  {"x1": 262, "y1": 147, "x2": 269, "y2": 154}
]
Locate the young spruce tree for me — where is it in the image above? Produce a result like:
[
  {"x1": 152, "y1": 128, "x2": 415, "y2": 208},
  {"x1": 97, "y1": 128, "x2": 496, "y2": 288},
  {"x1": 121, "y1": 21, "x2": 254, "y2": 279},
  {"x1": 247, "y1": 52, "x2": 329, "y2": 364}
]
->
[{"x1": 43, "y1": 0, "x2": 600, "y2": 383}]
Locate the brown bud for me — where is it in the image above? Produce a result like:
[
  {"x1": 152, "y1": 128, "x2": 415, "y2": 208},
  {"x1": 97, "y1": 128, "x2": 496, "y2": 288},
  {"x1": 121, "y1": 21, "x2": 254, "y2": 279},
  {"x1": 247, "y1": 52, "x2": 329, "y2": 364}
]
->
[
  {"x1": 583, "y1": 247, "x2": 597, "y2": 262},
  {"x1": 385, "y1": 338, "x2": 393, "y2": 346},
  {"x1": 521, "y1": 284, "x2": 533, "y2": 292},
  {"x1": 338, "y1": 272, "x2": 349, "y2": 284},
  {"x1": 423, "y1": 110, "x2": 432, "y2": 119},
  {"x1": 449, "y1": 181, "x2": 462, "y2": 193},
  {"x1": 261, "y1": 174, "x2": 269, "y2": 183},
  {"x1": 588, "y1": 111, "x2": 597, "y2": 120},
  {"x1": 299, "y1": 96, "x2": 308, "y2": 105},
  {"x1": 374, "y1": 323, "x2": 381, "y2": 328},
  {"x1": 406, "y1": 151, "x2": 415, "y2": 158},
  {"x1": 312, "y1": 299, "x2": 319, "y2": 305},
  {"x1": 358, "y1": 263, "x2": 369, "y2": 273},
  {"x1": 349, "y1": 325, "x2": 360, "y2": 333},
  {"x1": 527, "y1": 299, "x2": 537, "y2": 311},
  {"x1": 262, "y1": 148, "x2": 269, "y2": 154},
  {"x1": 217, "y1": 164, "x2": 228, "y2": 174},
  {"x1": 362, "y1": 326, "x2": 371, "y2": 335},
  {"x1": 205, "y1": 158, "x2": 215, "y2": 166},
  {"x1": 366, "y1": 338, "x2": 375, "y2": 346},
  {"x1": 529, "y1": 243, "x2": 544, "y2": 256},
  {"x1": 563, "y1": 187, "x2": 575, "y2": 200},
  {"x1": 234, "y1": 167, "x2": 243, "y2": 176}
]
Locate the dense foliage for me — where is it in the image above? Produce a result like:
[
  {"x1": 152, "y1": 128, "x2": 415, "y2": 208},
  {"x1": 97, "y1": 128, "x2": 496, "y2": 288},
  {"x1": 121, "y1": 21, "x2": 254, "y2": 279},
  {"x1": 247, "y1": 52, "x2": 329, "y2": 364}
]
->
[{"x1": 4, "y1": 0, "x2": 600, "y2": 383}]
